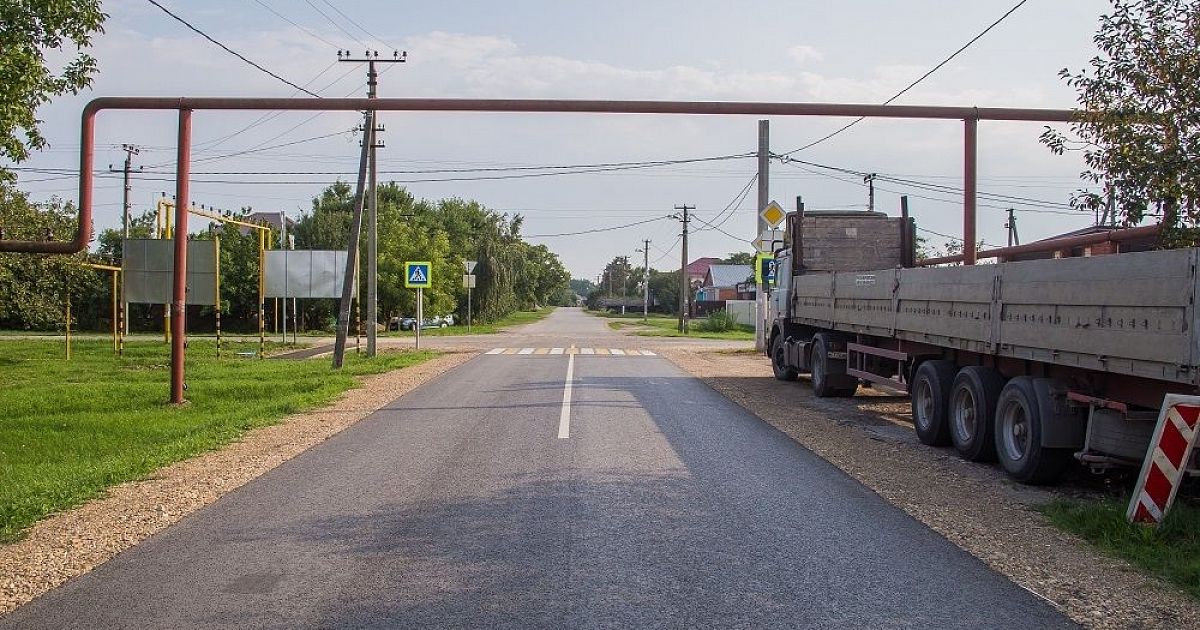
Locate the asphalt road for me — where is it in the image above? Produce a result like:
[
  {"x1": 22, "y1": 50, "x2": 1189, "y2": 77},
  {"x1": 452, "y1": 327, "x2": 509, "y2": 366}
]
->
[{"x1": 3, "y1": 309, "x2": 1074, "y2": 629}]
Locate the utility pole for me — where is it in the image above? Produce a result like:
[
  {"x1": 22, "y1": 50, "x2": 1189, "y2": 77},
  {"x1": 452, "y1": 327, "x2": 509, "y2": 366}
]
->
[
  {"x1": 109, "y1": 144, "x2": 140, "y2": 335},
  {"x1": 1005, "y1": 208, "x2": 1020, "y2": 247},
  {"x1": 280, "y1": 210, "x2": 288, "y2": 343},
  {"x1": 331, "y1": 112, "x2": 374, "y2": 369},
  {"x1": 756, "y1": 120, "x2": 769, "y2": 351},
  {"x1": 339, "y1": 49, "x2": 406, "y2": 357},
  {"x1": 673, "y1": 205, "x2": 694, "y2": 333},
  {"x1": 640, "y1": 238, "x2": 650, "y2": 322},
  {"x1": 864, "y1": 173, "x2": 877, "y2": 213}
]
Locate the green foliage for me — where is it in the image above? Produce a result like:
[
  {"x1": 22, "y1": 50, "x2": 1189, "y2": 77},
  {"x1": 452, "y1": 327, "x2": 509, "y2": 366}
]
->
[
  {"x1": 1042, "y1": 0, "x2": 1200, "y2": 241},
  {"x1": 0, "y1": 1, "x2": 106, "y2": 176},
  {"x1": 0, "y1": 337, "x2": 435, "y2": 542},
  {"x1": 1039, "y1": 498, "x2": 1200, "y2": 601},
  {"x1": 722, "y1": 252, "x2": 756, "y2": 265},
  {"x1": 696, "y1": 309, "x2": 739, "y2": 332},
  {"x1": 292, "y1": 182, "x2": 569, "y2": 326},
  {"x1": 647, "y1": 269, "x2": 681, "y2": 315},
  {"x1": 0, "y1": 184, "x2": 103, "y2": 329}
]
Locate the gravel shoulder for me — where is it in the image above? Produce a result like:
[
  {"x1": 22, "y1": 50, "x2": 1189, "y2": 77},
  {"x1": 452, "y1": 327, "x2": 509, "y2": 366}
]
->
[
  {"x1": 662, "y1": 348, "x2": 1199, "y2": 630},
  {"x1": 0, "y1": 351, "x2": 475, "y2": 617}
]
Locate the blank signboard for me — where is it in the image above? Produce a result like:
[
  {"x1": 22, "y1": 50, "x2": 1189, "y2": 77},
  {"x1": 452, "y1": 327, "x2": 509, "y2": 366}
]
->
[
  {"x1": 264, "y1": 250, "x2": 349, "y2": 298},
  {"x1": 123, "y1": 238, "x2": 218, "y2": 305}
]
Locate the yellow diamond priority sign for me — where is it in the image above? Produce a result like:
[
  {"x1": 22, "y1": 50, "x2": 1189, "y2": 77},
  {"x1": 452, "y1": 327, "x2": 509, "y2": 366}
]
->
[{"x1": 759, "y1": 200, "x2": 785, "y2": 228}]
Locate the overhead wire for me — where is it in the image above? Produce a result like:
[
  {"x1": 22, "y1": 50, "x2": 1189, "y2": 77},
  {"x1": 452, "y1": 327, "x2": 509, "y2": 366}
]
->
[
  {"x1": 525, "y1": 216, "x2": 670, "y2": 238},
  {"x1": 779, "y1": 0, "x2": 1030, "y2": 156},
  {"x1": 253, "y1": 0, "x2": 341, "y2": 49},
  {"x1": 301, "y1": 0, "x2": 364, "y2": 46},
  {"x1": 144, "y1": 0, "x2": 322, "y2": 97}
]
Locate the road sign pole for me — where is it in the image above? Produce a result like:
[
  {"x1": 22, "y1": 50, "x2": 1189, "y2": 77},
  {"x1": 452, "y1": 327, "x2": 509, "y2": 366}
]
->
[
  {"x1": 415, "y1": 287, "x2": 422, "y2": 350},
  {"x1": 467, "y1": 284, "x2": 472, "y2": 333}
]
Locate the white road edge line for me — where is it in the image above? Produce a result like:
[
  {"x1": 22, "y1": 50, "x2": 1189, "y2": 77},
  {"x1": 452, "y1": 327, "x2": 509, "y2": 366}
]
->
[{"x1": 557, "y1": 353, "x2": 575, "y2": 439}]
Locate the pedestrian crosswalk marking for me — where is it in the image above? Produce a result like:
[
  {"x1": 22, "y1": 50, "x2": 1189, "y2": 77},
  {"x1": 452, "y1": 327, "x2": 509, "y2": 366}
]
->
[{"x1": 484, "y1": 347, "x2": 656, "y2": 357}]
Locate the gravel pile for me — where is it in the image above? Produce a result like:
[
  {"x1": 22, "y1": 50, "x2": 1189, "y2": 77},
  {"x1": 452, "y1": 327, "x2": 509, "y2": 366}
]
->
[
  {"x1": 0, "y1": 351, "x2": 474, "y2": 617},
  {"x1": 662, "y1": 349, "x2": 1199, "y2": 630}
]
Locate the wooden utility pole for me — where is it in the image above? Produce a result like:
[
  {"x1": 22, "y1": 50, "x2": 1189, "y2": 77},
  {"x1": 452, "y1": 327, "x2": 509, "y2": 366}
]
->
[
  {"x1": 1006, "y1": 208, "x2": 1020, "y2": 247},
  {"x1": 339, "y1": 50, "x2": 406, "y2": 357},
  {"x1": 674, "y1": 204, "x2": 693, "y2": 332}
]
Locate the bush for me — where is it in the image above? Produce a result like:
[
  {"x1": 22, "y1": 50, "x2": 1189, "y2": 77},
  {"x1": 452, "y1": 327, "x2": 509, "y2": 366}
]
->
[{"x1": 697, "y1": 309, "x2": 739, "y2": 332}]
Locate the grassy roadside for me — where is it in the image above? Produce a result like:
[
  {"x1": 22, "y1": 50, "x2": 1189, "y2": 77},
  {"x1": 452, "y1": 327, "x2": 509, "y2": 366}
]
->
[
  {"x1": 592, "y1": 310, "x2": 755, "y2": 341},
  {"x1": 0, "y1": 338, "x2": 435, "y2": 543},
  {"x1": 1038, "y1": 498, "x2": 1200, "y2": 600},
  {"x1": 382, "y1": 306, "x2": 555, "y2": 337}
]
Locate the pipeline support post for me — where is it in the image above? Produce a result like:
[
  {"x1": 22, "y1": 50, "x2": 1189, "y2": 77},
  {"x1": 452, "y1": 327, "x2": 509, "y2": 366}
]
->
[
  {"x1": 170, "y1": 109, "x2": 192, "y2": 405},
  {"x1": 963, "y1": 116, "x2": 978, "y2": 265}
]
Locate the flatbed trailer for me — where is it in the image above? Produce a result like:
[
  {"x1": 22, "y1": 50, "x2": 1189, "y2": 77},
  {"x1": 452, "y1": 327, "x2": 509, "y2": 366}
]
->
[{"x1": 767, "y1": 211, "x2": 1200, "y2": 484}]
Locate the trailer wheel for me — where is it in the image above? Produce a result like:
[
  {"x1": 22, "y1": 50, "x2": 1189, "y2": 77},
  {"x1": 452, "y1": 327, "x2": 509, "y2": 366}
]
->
[
  {"x1": 911, "y1": 360, "x2": 956, "y2": 446},
  {"x1": 994, "y1": 377, "x2": 1072, "y2": 484},
  {"x1": 949, "y1": 366, "x2": 1003, "y2": 462},
  {"x1": 771, "y1": 335, "x2": 798, "y2": 381},
  {"x1": 811, "y1": 333, "x2": 857, "y2": 398}
]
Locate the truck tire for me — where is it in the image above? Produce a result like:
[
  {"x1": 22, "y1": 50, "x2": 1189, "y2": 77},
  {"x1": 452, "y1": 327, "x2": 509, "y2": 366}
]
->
[
  {"x1": 912, "y1": 360, "x2": 956, "y2": 446},
  {"x1": 811, "y1": 333, "x2": 857, "y2": 398},
  {"x1": 771, "y1": 335, "x2": 798, "y2": 381},
  {"x1": 993, "y1": 376, "x2": 1072, "y2": 485},
  {"x1": 949, "y1": 366, "x2": 1003, "y2": 462}
]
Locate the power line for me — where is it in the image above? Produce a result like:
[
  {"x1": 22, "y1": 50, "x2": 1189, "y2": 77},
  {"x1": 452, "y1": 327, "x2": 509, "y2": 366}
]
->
[
  {"x1": 525, "y1": 216, "x2": 670, "y2": 238},
  {"x1": 320, "y1": 0, "x2": 392, "y2": 49},
  {"x1": 302, "y1": 0, "x2": 363, "y2": 46},
  {"x1": 144, "y1": 0, "x2": 322, "y2": 97},
  {"x1": 253, "y1": 0, "x2": 340, "y2": 48},
  {"x1": 779, "y1": 0, "x2": 1030, "y2": 156},
  {"x1": 695, "y1": 174, "x2": 757, "y2": 233}
]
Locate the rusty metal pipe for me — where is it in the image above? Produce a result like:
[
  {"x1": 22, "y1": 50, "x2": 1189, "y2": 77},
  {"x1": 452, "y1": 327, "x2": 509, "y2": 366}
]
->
[
  {"x1": 963, "y1": 117, "x2": 978, "y2": 265},
  {"x1": 918, "y1": 224, "x2": 1162, "y2": 266},
  {"x1": 0, "y1": 98, "x2": 1076, "y2": 255},
  {"x1": 170, "y1": 109, "x2": 191, "y2": 405}
]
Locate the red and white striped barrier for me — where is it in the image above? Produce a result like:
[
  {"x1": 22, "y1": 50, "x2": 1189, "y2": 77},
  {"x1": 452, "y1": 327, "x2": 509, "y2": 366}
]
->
[{"x1": 1127, "y1": 394, "x2": 1200, "y2": 525}]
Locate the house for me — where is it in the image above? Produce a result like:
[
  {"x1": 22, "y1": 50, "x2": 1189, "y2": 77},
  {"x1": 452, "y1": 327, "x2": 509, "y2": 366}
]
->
[
  {"x1": 694, "y1": 263, "x2": 752, "y2": 316},
  {"x1": 238, "y1": 211, "x2": 297, "y2": 239},
  {"x1": 685, "y1": 257, "x2": 722, "y2": 288},
  {"x1": 1001, "y1": 224, "x2": 1159, "y2": 262}
]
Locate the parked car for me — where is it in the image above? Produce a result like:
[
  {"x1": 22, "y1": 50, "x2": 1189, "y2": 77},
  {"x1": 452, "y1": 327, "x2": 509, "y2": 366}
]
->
[{"x1": 389, "y1": 315, "x2": 452, "y2": 331}]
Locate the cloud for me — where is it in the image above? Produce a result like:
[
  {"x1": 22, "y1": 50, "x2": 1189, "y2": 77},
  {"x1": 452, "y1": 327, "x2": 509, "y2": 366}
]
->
[{"x1": 787, "y1": 45, "x2": 824, "y2": 65}]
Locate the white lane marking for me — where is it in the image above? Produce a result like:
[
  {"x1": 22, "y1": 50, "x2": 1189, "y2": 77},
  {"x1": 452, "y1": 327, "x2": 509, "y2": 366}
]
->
[
  {"x1": 640, "y1": 349, "x2": 656, "y2": 356},
  {"x1": 557, "y1": 353, "x2": 575, "y2": 439},
  {"x1": 581, "y1": 348, "x2": 595, "y2": 355},
  {"x1": 550, "y1": 347, "x2": 564, "y2": 355},
  {"x1": 610, "y1": 348, "x2": 626, "y2": 355},
  {"x1": 518, "y1": 347, "x2": 535, "y2": 355},
  {"x1": 486, "y1": 348, "x2": 505, "y2": 355}
]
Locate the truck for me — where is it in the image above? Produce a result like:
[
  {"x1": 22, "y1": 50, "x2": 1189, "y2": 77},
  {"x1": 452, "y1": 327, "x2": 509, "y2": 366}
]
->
[{"x1": 766, "y1": 208, "x2": 1200, "y2": 484}]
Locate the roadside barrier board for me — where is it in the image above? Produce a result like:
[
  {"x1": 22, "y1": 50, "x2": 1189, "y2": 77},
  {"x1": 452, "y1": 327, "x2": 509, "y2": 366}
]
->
[{"x1": 1127, "y1": 394, "x2": 1200, "y2": 525}]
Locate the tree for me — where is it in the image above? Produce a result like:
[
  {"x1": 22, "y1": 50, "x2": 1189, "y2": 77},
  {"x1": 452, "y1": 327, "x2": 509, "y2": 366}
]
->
[
  {"x1": 1041, "y1": 0, "x2": 1200, "y2": 242},
  {"x1": 722, "y1": 252, "x2": 756, "y2": 265},
  {"x1": 0, "y1": 183, "x2": 101, "y2": 329},
  {"x1": 0, "y1": 1, "x2": 106, "y2": 177}
]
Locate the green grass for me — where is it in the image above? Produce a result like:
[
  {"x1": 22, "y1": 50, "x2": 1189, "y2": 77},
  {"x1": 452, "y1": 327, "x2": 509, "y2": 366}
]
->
[
  {"x1": 591, "y1": 310, "x2": 755, "y2": 340},
  {"x1": 382, "y1": 306, "x2": 555, "y2": 337},
  {"x1": 0, "y1": 337, "x2": 435, "y2": 543},
  {"x1": 1038, "y1": 498, "x2": 1200, "y2": 600}
]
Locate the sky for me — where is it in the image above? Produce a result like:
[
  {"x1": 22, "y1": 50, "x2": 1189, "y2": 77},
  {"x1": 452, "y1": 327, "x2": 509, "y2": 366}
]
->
[{"x1": 11, "y1": 0, "x2": 1114, "y2": 280}]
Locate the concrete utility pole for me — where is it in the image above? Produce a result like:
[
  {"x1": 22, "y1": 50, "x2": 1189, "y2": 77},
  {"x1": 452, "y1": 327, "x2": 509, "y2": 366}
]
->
[
  {"x1": 864, "y1": 173, "x2": 877, "y2": 213},
  {"x1": 109, "y1": 144, "x2": 140, "y2": 335},
  {"x1": 756, "y1": 120, "x2": 769, "y2": 351},
  {"x1": 331, "y1": 111, "x2": 374, "y2": 369},
  {"x1": 641, "y1": 238, "x2": 650, "y2": 323},
  {"x1": 1006, "y1": 208, "x2": 1020, "y2": 247},
  {"x1": 339, "y1": 50, "x2": 406, "y2": 357},
  {"x1": 674, "y1": 204, "x2": 694, "y2": 333}
]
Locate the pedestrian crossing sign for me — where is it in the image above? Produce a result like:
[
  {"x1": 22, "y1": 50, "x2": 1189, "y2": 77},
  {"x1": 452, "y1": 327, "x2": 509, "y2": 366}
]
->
[
  {"x1": 405, "y1": 261, "x2": 432, "y2": 288},
  {"x1": 755, "y1": 253, "x2": 776, "y2": 286}
]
